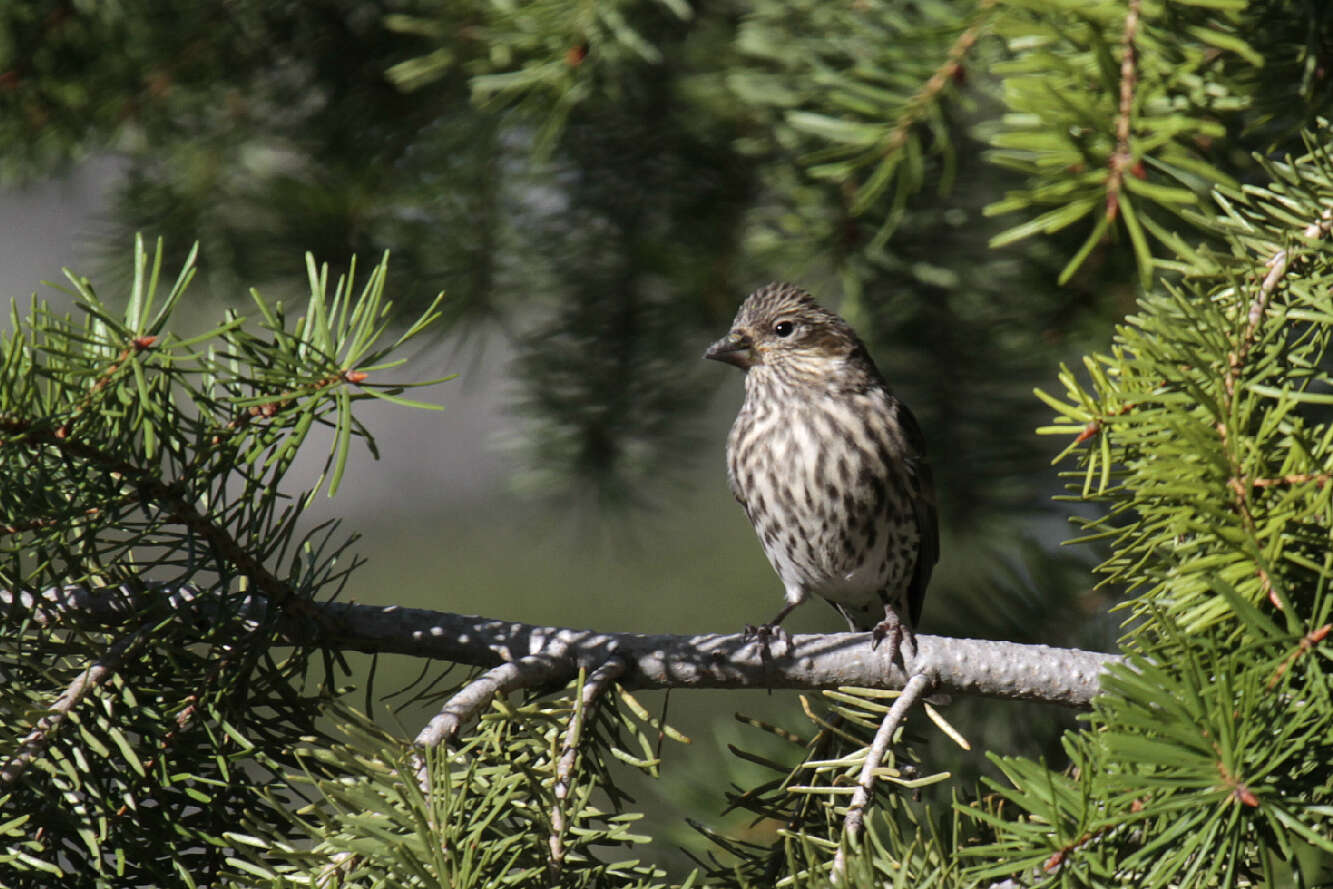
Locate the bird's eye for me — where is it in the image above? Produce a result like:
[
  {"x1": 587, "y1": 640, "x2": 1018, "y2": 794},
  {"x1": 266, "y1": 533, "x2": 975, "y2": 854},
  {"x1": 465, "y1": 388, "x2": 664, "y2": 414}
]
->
[{"x1": 774, "y1": 320, "x2": 795, "y2": 338}]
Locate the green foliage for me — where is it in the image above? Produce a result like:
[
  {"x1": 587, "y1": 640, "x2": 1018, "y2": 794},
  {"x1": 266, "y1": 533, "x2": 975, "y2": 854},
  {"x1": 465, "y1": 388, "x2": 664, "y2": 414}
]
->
[
  {"x1": 967, "y1": 142, "x2": 1333, "y2": 885},
  {"x1": 685, "y1": 688, "x2": 963, "y2": 886},
  {"x1": 727, "y1": 0, "x2": 989, "y2": 250},
  {"x1": 0, "y1": 1, "x2": 231, "y2": 179},
  {"x1": 968, "y1": 634, "x2": 1333, "y2": 887},
  {"x1": 1037, "y1": 140, "x2": 1333, "y2": 631},
  {"x1": 984, "y1": 0, "x2": 1243, "y2": 283},
  {"x1": 4, "y1": 174, "x2": 1333, "y2": 887},
  {"x1": 0, "y1": 238, "x2": 444, "y2": 885},
  {"x1": 0, "y1": 0, "x2": 1120, "y2": 512},
  {"x1": 388, "y1": 0, "x2": 692, "y2": 155},
  {"x1": 228, "y1": 689, "x2": 685, "y2": 888},
  {"x1": 6, "y1": 0, "x2": 1332, "y2": 510},
  {"x1": 980, "y1": 0, "x2": 1333, "y2": 285},
  {"x1": 6, "y1": 2, "x2": 1333, "y2": 886}
]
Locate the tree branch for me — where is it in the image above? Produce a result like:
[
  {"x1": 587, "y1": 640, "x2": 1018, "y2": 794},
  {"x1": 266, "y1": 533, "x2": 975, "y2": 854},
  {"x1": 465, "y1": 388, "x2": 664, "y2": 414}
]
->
[
  {"x1": 0, "y1": 625, "x2": 148, "y2": 787},
  {"x1": 550, "y1": 658, "x2": 626, "y2": 878},
  {"x1": 413, "y1": 654, "x2": 567, "y2": 747},
  {"x1": 1221, "y1": 205, "x2": 1333, "y2": 607},
  {"x1": 1105, "y1": 0, "x2": 1141, "y2": 224},
  {"x1": 833, "y1": 673, "x2": 935, "y2": 879},
  {"x1": 872, "y1": 1, "x2": 992, "y2": 166},
  {"x1": 4, "y1": 585, "x2": 1120, "y2": 707}
]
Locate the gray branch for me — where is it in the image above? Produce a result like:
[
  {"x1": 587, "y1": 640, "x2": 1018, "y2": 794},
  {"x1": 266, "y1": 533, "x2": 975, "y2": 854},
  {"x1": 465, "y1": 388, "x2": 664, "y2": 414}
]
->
[
  {"x1": 2, "y1": 585, "x2": 1120, "y2": 707},
  {"x1": 549, "y1": 657, "x2": 626, "y2": 877},
  {"x1": 413, "y1": 654, "x2": 567, "y2": 747},
  {"x1": 0, "y1": 625, "x2": 147, "y2": 787},
  {"x1": 834, "y1": 671, "x2": 935, "y2": 880}
]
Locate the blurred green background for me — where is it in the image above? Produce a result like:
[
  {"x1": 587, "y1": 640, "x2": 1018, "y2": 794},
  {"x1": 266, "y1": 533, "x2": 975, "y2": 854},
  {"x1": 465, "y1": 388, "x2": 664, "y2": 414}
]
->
[{"x1": 0, "y1": 0, "x2": 1147, "y2": 866}]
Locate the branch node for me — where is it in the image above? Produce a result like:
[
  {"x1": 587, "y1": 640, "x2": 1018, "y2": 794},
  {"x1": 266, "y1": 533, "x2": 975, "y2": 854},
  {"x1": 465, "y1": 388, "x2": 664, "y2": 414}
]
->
[{"x1": 414, "y1": 653, "x2": 572, "y2": 748}]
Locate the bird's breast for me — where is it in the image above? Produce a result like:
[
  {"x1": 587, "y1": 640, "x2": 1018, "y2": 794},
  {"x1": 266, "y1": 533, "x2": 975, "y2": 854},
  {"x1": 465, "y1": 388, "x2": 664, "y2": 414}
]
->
[{"x1": 728, "y1": 390, "x2": 916, "y2": 599}]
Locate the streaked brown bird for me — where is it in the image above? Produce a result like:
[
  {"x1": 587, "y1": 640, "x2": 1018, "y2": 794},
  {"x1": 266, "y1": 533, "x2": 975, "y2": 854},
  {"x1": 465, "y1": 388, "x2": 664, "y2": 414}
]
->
[{"x1": 705, "y1": 282, "x2": 938, "y2": 655}]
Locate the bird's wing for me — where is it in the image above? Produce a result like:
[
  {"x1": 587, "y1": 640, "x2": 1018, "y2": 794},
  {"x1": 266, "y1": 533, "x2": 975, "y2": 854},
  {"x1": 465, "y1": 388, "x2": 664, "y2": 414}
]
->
[{"x1": 895, "y1": 399, "x2": 939, "y2": 627}]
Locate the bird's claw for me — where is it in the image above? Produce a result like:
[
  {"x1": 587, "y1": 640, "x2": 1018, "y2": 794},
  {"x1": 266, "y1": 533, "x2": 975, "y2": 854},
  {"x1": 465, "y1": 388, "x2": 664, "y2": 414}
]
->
[
  {"x1": 869, "y1": 619, "x2": 899, "y2": 652},
  {"x1": 871, "y1": 610, "x2": 916, "y2": 666},
  {"x1": 743, "y1": 622, "x2": 793, "y2": 658}
]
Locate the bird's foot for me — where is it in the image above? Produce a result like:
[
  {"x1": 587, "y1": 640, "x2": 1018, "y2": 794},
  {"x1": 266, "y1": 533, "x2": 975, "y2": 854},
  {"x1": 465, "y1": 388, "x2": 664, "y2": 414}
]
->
[
  {"x1": 743, "y1": 622, "x2": 793, "y2": 658},
  {"x1": 870, "y1": 608, "x2": 917, "y2": 666},
  {"x1": 743, "y1": 602, "x2": 799, "y2": 658}
]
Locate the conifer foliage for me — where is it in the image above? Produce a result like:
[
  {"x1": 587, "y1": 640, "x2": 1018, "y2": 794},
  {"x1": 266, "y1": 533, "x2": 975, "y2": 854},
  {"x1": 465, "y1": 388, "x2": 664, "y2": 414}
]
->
[
  {"x1": 3, "y1": 0, "x2": 1333, "y2": 886},
  {"x1": 969, "y1": 141, "x2": 1333, "y2": 888},
  {"x1": 1, "y1": 241, "x2": 446, "y2": 884}
]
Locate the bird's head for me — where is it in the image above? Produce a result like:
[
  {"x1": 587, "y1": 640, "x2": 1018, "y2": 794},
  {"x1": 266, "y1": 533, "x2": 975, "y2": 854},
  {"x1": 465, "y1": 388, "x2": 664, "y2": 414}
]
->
[{"x1": 704, "y1": 283, "x2": 866, "y2": 382}]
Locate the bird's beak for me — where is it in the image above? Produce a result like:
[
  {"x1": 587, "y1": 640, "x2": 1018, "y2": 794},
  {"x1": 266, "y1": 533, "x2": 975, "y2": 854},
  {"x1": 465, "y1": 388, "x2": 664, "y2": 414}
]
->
[{"x1": 704, "y1": 331, "x2": 755, "y2": 368}]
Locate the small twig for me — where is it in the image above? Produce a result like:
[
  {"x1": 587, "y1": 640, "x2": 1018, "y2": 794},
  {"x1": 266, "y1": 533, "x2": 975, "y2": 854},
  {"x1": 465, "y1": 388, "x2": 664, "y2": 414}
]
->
[
  {"x1": 1228, "y1": 206, "x2": 1333, "y2": 397},
  {"x1": 414, "y1": 654, "x2": 569, "y2": 748},
  {"x1": 1227, "y1": 472, "x2": 1332, "y2": 603},
  {"x1": 1040, "y1": 804, "x2": 1142, "y2": 876},
  {"x1": 1244, "y1": 473, "x2": 1331, "y2": 489},
  {"x1": 1105, "y1": 0, "x2": 1142, "y2": 223},
  {"x1": 549, "y1": 657, "x2": 626, "y2": 879},
  {"x1": 1, "y1": 417, "x2": 313, "y2": 620},
  {"x1": 1215, "y1": 754, "x2": 1259, "y2": 807},
  {"x1": 1268, "y1": 623, "x2": 1331, "y2": 689},
  {"x1": 831, "y1": 672, "x2": 933, "y2": 880},
  {"x1": 314, "y1": 852, "x2": 359, "y2": 889},
  {"x1": 874, "y1": 5, "x2": 990, "y2": 161},
  {"x1": 1219, "y1": 206, "x2": 1333, "y2": 608},
  {"x1": 65, "y1": 335, "x2": 158, "y2": 422},
  {"x1": 1224, "y1": 472, "x2": 1281, "y2": 609},
  {"x1": 0, "y1": 491, "x2": 141, "y2": 536},
  {"x1": 0, "y1": 627, "x2": 147, "y2": 787}
]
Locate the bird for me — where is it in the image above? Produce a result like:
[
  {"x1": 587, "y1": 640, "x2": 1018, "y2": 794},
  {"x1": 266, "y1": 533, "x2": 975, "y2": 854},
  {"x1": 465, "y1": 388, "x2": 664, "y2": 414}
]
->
[{"x1": 704, "y1": 282, "x2": 938, "y2": 658}]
